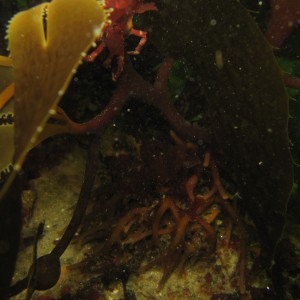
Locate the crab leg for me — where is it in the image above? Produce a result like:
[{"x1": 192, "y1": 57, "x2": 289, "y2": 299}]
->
[
  {"x1": 86, "y1": 41, "x2": 106, "y2": 62},
  {"x1": 128, "y1": 28, "x2": 147, "y2": 54}
]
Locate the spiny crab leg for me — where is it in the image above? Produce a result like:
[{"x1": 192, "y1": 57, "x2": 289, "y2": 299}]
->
[
  {"x1": 112, "y1": 55, "x2": 125, "y2": 81},
  {"x1": 86, "y1": 41, "x2": 106, "y2": 62},
  {"x1": 127, "y1": 28, "x2": 147, "y2": 55}
]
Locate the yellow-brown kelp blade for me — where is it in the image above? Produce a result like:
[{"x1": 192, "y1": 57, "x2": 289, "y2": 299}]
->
[
  {"x1": 0, "y1": 0, "x2": 106, "y2": 199},
  {"x1": 8, "y1": 0, "x2": 106, "y2": 167},
  {"x1": 0, "y1": 55, "x2": 12, "y2": 67}
]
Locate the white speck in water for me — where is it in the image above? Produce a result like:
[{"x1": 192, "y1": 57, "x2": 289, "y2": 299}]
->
[
  {"x1": 210, "y1": 19, "x2": 217, "y2": 26},
  {"x1": 267, "y1": 128, "x2": 273, "y2": 133}
]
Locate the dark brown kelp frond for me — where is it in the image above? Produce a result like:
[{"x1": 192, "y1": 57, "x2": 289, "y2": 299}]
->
[{"x1": 140, "y1": 0, "x2": 294, "y2": 263}]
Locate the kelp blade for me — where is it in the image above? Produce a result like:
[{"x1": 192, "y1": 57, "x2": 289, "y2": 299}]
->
[
  {"x1": 140, "y1": 0, "x2": 294, "y2": 259},
  {"x1": 0, "y1": 0, "x2": 107, "y2": 200}
]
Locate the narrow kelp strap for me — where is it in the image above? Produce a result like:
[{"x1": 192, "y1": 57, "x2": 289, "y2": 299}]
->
[
  {"x1": 0, "y1": 56, "x2": 14, "y2": 110},
  {"x1": 52, "y1": 135, "x2": 102, "y2": 257},
  {"x1": 0, "y1": 83, "x2": 14, "y2": 110}
]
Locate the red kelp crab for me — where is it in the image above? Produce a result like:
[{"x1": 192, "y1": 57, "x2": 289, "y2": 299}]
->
[{"x1": 86, "y1": 0, "x2": 158, "y2": 80}]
